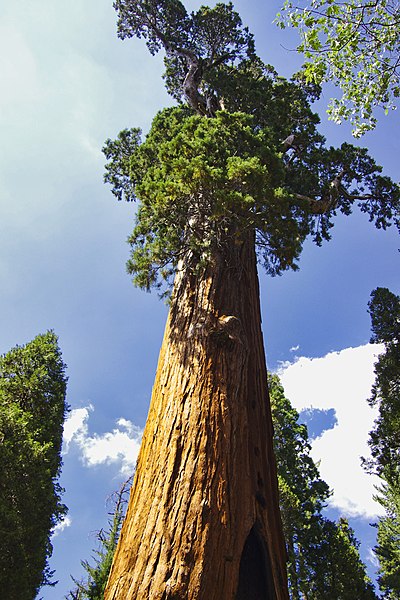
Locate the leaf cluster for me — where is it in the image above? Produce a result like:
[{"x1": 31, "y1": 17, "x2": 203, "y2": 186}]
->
[
  {"x1": 103, "y1": 128, "x2": 142, "y2": 202},
  {"x1": 307, "y1": 518, "x2": 378, "y2": 599},
  {"x1": 114, "y1": 0, "x2": 190, "y2": 54},
  {"x1": 0, "y1": 332, "x2": 68, "y2": 599},
  {"x1": 364, "y1": 287, "x2": 400, "y2": 597},
  {"x1": 105, "y1": 108, "x2": 318, "y2": 290},
  {"x1": 277, "y1": 0, "x2": 400, "y2": 136},
  {"x1": 291, "y1": 141, "x2": 400, "y2": 244}
]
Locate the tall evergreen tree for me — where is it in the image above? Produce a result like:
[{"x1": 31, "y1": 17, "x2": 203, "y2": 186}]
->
[
  {"x1": 102, "y1": 2, "x2": 399, "y2": 598},
  {"x1": 269, "y1": 374, "x2": 329, "y2": 598},
  {"x1": 366, "y1": 287, "x2": 400, "y2": 477},
  {"x1": 0, "y1": 331, "x2": 68, "y2": 600},
  {"x1": 373, "y1": 470, "x2": 400, "y2": 598},
  {"x1": 308, "y1": 518, "x2": 377, "y2": 599},
  {"x1": 366, "y1": 287, "x2": 400, "y2": 598},
  {"x1": 269, "y1": 374, "x2": 377, "y2": 599}
]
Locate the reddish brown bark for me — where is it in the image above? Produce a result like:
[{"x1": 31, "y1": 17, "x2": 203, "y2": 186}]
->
[{"x1": 105, "y1": 236, "x2": 289, "y2": 599}]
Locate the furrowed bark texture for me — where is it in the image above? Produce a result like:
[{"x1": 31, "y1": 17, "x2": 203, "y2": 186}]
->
[{"x1": 105, "y1": 236, "x2": 289, "y2": 599}]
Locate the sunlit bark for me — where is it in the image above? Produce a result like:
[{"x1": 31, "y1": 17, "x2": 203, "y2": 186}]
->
[{"x1": 105, "y1": 234, "x2": 288, "y2": 599}]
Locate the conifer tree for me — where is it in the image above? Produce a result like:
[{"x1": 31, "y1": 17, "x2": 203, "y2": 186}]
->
[
  {"x1": 373, "y1": 472, "x2": 400, "y2": 598},
  {"x1": 269, "y1": 374, "x2": 377, "y2": 599},
  {"x1": 102, "y1": 2, "x2": 399, "y2": 598},
  {"x1": 0, "y1": 332, "x2": 68, "y2": 600},
  {"x1": 366, "y1": 287, "x2": 400, "y2": 598}
]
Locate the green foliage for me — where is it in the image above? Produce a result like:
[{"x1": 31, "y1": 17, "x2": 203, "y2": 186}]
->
[
  {"x1": 374, "y1": 468, "x2": 400, "y2": 597},
  {"x1": 269, "y1": 374, "x2": 330, "y2": 598},
  {"x1": 366, "y1": 287, "x2": 400, "y2": 475},
  {"x1": 277, "y1": 0, "x2": 400, "y2": 136},
  {"x1": 365, "y1": 287, "x2": 400, "y2": 597},
  {"x1": 103, "y1": 128, "x2": 141, "y2": 202},
  {"x1": 269, "y1": 374, "x2": 377, "y2": 598},
  {"x1": 66, "y1": 477, "x2": 132, "y2": 600},
  {"x1": 106, "y1": 108, "x2": 313, "y2": 289},
  {"x1": 0, "y1": 332, "x2": 68, "y2": 600},
  {"x1": 104, "y1": 0, "x2": 400, "y2": 294},
  {"x1": 308, "y1": 518, "x2": 378, "y2": 599}
]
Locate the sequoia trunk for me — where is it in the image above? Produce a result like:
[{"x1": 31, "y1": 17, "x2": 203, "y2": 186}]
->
[{"x1": 105, "y1": 235, "x2": 289, "y2": 599}]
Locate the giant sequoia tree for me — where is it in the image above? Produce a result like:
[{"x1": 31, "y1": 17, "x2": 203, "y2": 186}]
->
[{"x1": 103, "y1": 2, "x2": 400, "y2": 599}]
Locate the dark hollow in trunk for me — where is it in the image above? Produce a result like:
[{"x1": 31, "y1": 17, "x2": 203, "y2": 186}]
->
[{"x1": 236, "y1": 525, "x2": 275, "y2": 600}]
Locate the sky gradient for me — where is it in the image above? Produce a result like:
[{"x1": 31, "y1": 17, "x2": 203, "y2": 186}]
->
[{"x1": 0, "y1": 1, "x2": 399, "y2": 597}]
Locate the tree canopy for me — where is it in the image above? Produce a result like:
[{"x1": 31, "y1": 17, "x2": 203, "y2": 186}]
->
[
  {"x1": 276, "y1": 0, "x2": 400, "y2": 136},
  {"x1": 104, "y1": 0, "x2": 400, "y2": 293},
  {"x1": 0, "y1": 331, "x2": 68, "y2": 600}
]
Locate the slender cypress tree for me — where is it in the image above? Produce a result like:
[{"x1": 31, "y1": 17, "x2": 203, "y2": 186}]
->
[{"x1": 0, "y1": 331, "x2": 68, "y2": 600}]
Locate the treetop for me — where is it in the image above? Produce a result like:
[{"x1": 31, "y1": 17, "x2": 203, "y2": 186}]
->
[
  {"x1": 114, "y1": 0, "x2": 255, "y2": 113},
  {"x1": 104, "y1": 0, "x2": 400, "y2": 292}
]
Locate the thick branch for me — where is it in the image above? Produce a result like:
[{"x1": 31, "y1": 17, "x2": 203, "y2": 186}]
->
[{"x1": 295, "y1": 187, "x2": 376, "y2": 214}]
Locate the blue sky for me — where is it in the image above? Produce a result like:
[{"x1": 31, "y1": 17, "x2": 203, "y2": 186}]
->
[{"x1": 0, "y1": 0, "x2": 398, "y2": 597}]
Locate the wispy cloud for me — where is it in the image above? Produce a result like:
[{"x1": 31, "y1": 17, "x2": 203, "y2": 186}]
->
[
  {"x1": 63, "y1": 406, "x2": 143, "y2": 475},
  {"x1": 52, "y1": 515, "x2": 72, "y2": 537},
  {"x1": 366, "y1": 547, "x2": 380, "y2": 568},
  {"x1": 278, "y1": 344, "x2": 384, "y2": 519}
]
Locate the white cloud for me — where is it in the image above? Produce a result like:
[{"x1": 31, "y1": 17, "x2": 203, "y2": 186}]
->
[
  {"x1": 366, "y1": 547, "x2": 380, "y2": 568},
  {"x1": 63, "y1": 406, "x2": 143, "y2": 476},
  {"x1": 278, "y1": 344, "x2": 384, "y2": 519},
  {"x1": 52, "y1": 515, "x2": 72, "y2": 537},
  {"x1": 63, "y1": 405, "x2": 94, "y2": 451}
]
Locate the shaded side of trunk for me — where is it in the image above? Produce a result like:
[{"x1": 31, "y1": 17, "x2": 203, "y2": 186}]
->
[{"x1": 105, "y1": 235, "x2": 288, "y2": 599}]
